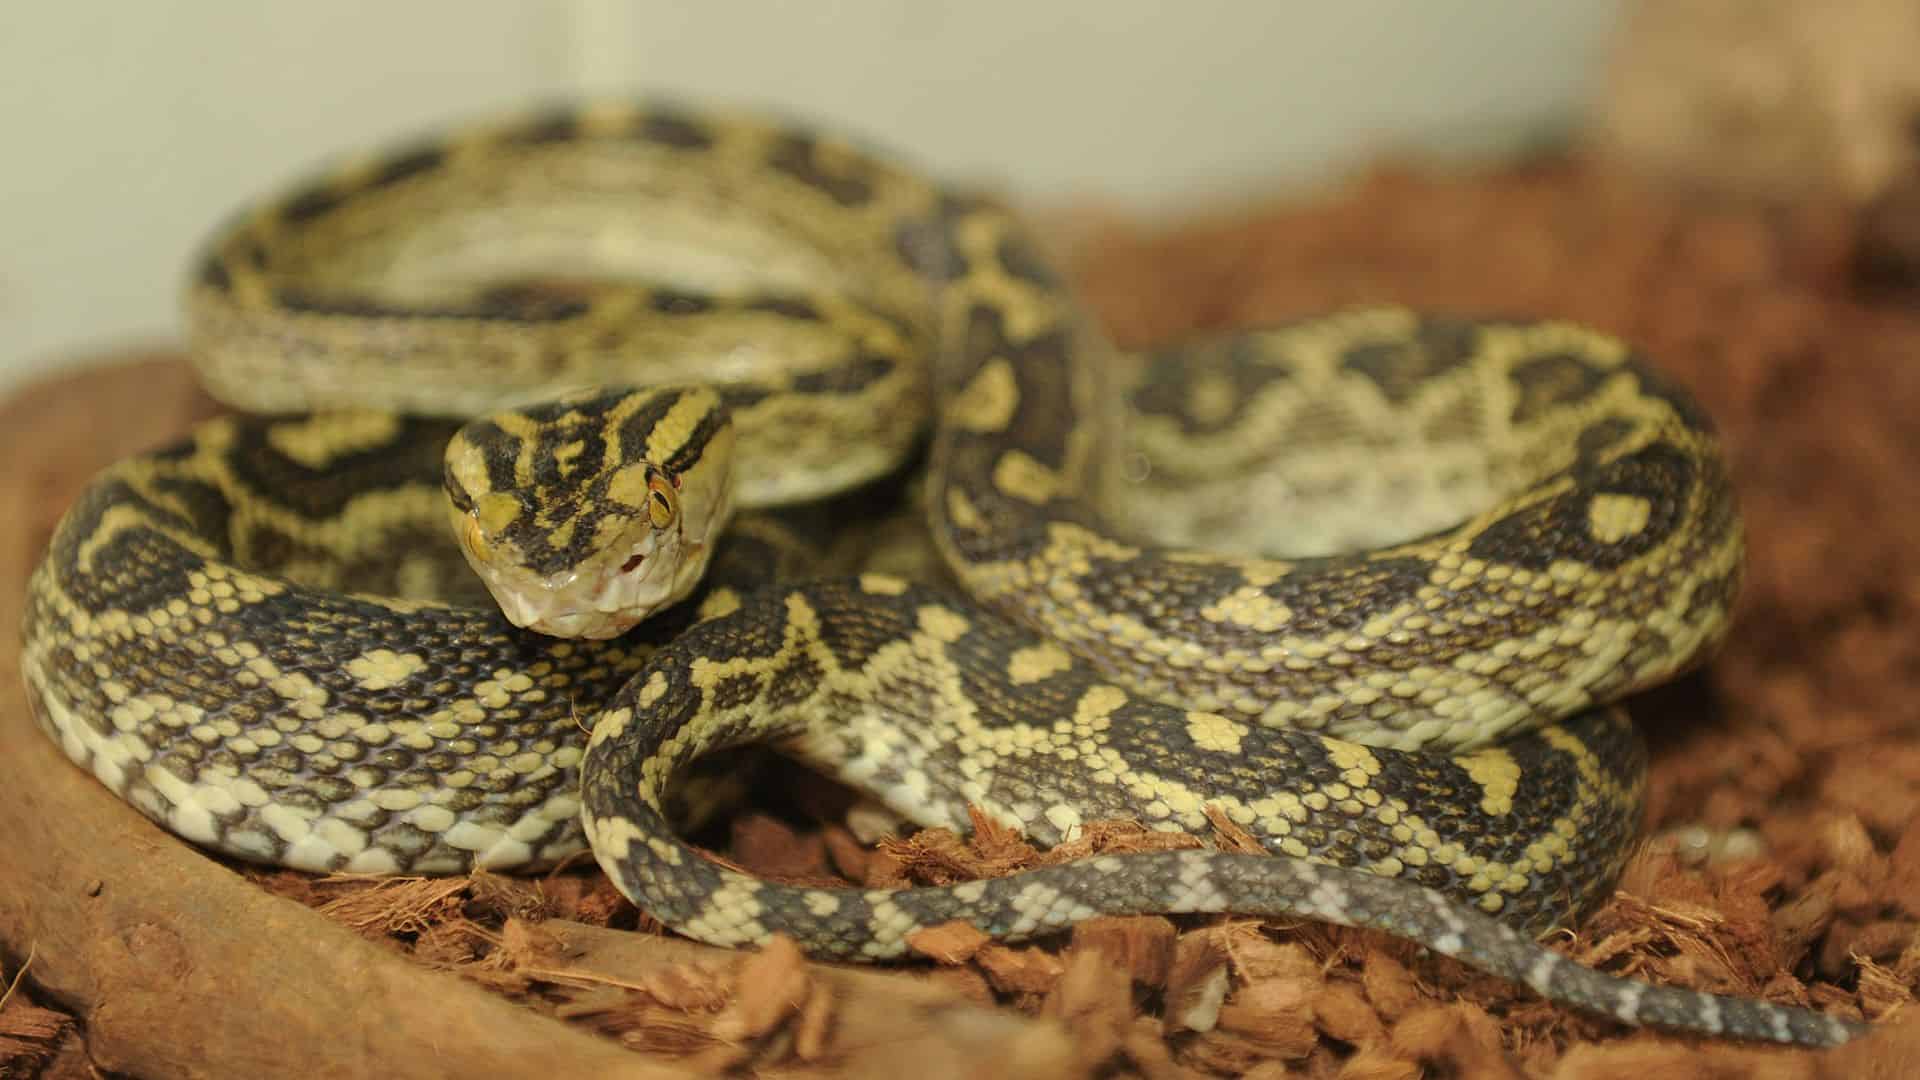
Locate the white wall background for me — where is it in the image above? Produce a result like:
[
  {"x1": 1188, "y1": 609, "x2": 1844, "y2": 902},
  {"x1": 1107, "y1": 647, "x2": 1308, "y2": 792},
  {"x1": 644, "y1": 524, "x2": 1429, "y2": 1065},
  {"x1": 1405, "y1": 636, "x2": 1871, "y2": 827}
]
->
[{"x1": 0, "y1": 1, "x2": 1619, "y2": 392}]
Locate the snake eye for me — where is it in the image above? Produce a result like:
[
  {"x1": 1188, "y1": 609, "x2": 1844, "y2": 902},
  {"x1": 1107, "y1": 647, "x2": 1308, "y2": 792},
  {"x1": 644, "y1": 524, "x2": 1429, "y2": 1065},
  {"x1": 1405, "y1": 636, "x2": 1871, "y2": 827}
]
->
[
  {"x1": 646, "y1": 473, "x2": 679, "y2": 530},
  {"x1": 459, "y1": 512, "x2": 487, "y2": 555}
]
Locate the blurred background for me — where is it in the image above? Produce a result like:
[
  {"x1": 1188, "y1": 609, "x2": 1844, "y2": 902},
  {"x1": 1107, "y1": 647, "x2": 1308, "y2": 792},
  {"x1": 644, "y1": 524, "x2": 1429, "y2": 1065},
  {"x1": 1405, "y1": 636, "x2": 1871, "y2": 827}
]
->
[
  {"x1": 5, "y1": 1, "x2": 1918, "y2": 393},
  {"x1": 0, "y1": 0, "x2": 1618, "y2": 388}
]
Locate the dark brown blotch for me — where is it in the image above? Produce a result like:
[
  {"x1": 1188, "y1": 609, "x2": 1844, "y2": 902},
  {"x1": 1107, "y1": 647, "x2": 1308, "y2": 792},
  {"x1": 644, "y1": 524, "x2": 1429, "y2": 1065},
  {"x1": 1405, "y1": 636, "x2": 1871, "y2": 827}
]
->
[
  {"x1": 370, "y1": 144, "x2": 448, "y2": 188},
  {"x1": 275, "y1": 285, "x2": 587, "y2": 324},
  {"x1": 789, "y1": 352, "x2": 898, "y2": 396},
  {"x1": 894, "y1": 194, "x2": 974, "y2": 282},
  {"x1": 743, "y1": 294, "x2": 821, "y2": 322},
  {"x1": 1130, "y1": 335, "x2": 1294, "y2": 435},
  {"x1": 1465, "y1": 443, "x2": 1697, "y2": 571},
  {"x1": 472, "y1": 283, "x2": 595, "y2": 322},
  {"x1": 196, "y1": 256, "x2": 232, "y2": 289},
  {"x1": 271, "y1": 288, "x2": 412, "y2": 320},
  {"x1": 994, "y1": 231, "x2": 1063, "y2": 288},
  {"x1": 1340, "y1": 317, "x2": 1481, "y2": 404},
  {"x1": 650, "y1": 288, "x2": 715, "y2": 316},
  {"x1": 281, "y1": 184, "x2": 345, "y2": 224},
  {"x1": 509, "y1": 110, "x2": 579, "y2": 145},
  {"x1": 1573, "y1": 417, "x2": 1637, "y2": 464},
  {"x1": 638, "y1": 109, "x2": 713, "y2": 150},
  {"x1": 1508, "y1": 351, "x2": 1617, "y2": 425},
  {"x1": 767, "y1": 133, "x2": 873, "y2": 208},
  {"x1": 1629, "y1": 362, "x2": 1716, "y2": 432}
]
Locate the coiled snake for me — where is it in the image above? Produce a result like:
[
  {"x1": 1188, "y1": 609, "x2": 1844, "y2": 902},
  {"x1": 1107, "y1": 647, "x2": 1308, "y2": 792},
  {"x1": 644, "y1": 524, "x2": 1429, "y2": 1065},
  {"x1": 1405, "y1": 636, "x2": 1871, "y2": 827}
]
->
[{"x1": 21, "y1": 101, "x2": 1865, "y2": 1047}]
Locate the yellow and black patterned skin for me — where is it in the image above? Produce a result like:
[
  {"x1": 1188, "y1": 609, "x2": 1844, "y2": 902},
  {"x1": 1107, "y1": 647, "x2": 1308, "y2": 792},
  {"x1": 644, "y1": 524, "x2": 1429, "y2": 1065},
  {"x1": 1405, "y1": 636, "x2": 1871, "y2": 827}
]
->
[
  {"x1": 444, "y1": 384, "x2": 740, "y2": 638},
  {"x1": 20, "y1": 101, "x2": 1862, "y2": 1047}
]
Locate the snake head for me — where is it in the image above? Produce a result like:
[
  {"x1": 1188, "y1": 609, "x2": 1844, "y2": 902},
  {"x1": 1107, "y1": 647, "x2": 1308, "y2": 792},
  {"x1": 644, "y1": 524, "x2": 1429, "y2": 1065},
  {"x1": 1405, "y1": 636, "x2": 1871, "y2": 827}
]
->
[{"x1": 444, "y1": 384, "x2": 736, "y2": 639}]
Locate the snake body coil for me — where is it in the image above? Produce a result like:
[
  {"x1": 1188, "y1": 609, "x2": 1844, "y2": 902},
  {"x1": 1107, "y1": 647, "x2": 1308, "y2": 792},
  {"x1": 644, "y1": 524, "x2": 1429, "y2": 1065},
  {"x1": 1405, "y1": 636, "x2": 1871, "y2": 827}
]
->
[{"x1": 21, "y1": 101, "x2": 1862, "y2": 1046}]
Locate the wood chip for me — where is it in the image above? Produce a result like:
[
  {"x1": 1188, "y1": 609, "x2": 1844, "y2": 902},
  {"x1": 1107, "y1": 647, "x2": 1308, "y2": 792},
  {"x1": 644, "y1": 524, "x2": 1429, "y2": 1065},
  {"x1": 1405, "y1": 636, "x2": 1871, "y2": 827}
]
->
[
  {"x1": 1069, "y1": 916, "x2": 1178, "y2": 987},
  {"x1": 823, "y1": 824, "x2": 875, "y2": 884},
  {"x1": 1225, "y1": 934, "x2": 1326, "y2": 987},
  {"x1": 1120, "y1": 1015, "x2": 1190, "y2": 1080},
  {"x1": 312, "y1": 876, "x2": 473, "y2": 940},
  {"x1": 791, "y1": 971, "x2": 836, "y2": 1062},
  {"x1": 1314, "y1": 981, "x2": 1387, "y2": 1047},
  {"x1": 1388, "y1": 1004, "x2": 1522, "y2": 1079},
  {"x1": 975, "y1": 944, "x2": 1068, "y2": 996},
  {"x1": 1204, "y1": 805, "x2": 1267, "y2": 856},
  {"x1": 1179, "y1": 1030, "x2": 1289, "y2": 1075},
  {"x1": 1888, "y1": 817, "x2": 1920, "y2": 921},
  {"x1": 1165, "y1": 930, "x2": 1233, "y2": 1033},
  {"x1": 729, "y1": 814, "x2": 835, "y2": 883},
  {"x1": 1214, "y1": 978, "x2": 1319, "y2": 1061},
  {"x1": 1550, "y1": 1039, "x2": 1815, "y2": 1080},
  {"x1": 925, "y1": 965, "x2": 998, "y2": 1008},
  {"x1": 1361, "y1": 951, "x2": 1424, "y2": 1022},
  {"x1": 1338, "y1": 1050, "x2": 1425, "y2": 1080},
  {"x1": 0, "y1": 998, "x2": 72, "y2": 1076},
  {"x1": 1043, "y1": 948, "x2": 1135, "y2": 1073},
  {"x1": 908, "y1": 920, "x2": 992, "y2": 964},
  {"x1": 720, "y1": 935, "x2": 813, "y2": 1042}
]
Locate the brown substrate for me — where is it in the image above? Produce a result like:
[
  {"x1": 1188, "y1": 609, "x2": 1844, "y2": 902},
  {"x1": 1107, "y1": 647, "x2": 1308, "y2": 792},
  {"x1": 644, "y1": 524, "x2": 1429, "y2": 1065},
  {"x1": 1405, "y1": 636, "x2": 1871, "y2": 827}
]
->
[{"x1": 4, "y1": 156, "x2": 1919, "y2": 1077}]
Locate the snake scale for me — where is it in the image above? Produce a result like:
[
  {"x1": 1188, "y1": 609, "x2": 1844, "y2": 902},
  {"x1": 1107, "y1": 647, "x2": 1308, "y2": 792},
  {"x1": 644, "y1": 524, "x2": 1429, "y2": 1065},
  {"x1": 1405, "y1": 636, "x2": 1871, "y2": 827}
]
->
[{"x1": 21, "y1": 100, "x2": 1865, "y2": 1047}]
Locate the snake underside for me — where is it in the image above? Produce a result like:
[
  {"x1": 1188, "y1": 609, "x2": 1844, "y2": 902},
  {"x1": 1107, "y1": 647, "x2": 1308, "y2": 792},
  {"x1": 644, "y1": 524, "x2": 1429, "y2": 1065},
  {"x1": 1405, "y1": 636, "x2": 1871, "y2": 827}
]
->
[{"x1": 21, "y1": 100, "x2": 1864, "y2": 1047}]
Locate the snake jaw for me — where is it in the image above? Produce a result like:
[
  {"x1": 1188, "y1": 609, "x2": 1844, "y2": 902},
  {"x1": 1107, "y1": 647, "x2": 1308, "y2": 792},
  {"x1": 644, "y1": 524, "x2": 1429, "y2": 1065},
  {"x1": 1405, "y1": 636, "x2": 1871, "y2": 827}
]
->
[
  {"x1": 439, "y1": 384, "x2": 740, "y2": 639},
  {"x1": 472, "y1": 527, "x2": 689, "y2": 640},
  {"x1": 459, "y1": 460, "x2": 735, "y2": 640}
]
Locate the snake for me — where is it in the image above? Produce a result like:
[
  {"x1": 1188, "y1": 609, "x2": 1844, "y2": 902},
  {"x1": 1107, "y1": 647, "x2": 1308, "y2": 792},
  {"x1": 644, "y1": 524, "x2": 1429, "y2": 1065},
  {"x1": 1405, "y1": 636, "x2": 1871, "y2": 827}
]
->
[{"x1": 19, "y1": 100, "x2": 1866, "y2": 1048}]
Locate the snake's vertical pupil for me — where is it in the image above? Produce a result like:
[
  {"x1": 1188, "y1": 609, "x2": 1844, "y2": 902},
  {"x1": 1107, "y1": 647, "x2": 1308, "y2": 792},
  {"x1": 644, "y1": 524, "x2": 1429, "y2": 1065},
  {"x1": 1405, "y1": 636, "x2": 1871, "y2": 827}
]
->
[{"x1": 646, "y1": 474, "x2": 679, "y2": 529}]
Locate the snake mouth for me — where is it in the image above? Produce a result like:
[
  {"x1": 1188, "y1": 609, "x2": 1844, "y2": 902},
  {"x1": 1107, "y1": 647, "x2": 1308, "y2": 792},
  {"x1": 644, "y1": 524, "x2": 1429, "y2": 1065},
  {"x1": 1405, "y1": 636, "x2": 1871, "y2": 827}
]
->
[
  {"x1": 483, "y1": 532, "x2": 692, "y2": 639},
  {"x1": 459, "y1": 467, "x2": 733, "y2": 640}
]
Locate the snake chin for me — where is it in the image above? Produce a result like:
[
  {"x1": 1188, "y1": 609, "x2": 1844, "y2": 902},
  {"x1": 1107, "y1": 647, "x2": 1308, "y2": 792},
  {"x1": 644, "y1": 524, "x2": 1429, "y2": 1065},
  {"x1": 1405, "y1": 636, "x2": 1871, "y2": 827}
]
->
[
  {"x1": 475, "y1": 533, "x2": 688, "y2": 639},
  {"x1": 475, "y1": 495, "x2": 732, "y2": 639},
  {"x1": 442, "y1": 383, "x2": 741, "y2": 638}
]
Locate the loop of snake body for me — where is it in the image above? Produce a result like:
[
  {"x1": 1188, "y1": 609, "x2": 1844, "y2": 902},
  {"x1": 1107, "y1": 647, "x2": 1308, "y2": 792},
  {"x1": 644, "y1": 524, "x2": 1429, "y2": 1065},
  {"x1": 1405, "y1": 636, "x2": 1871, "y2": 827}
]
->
[{"x1": 20, "y1": 100, "x2": 1863, "y2": 1046}]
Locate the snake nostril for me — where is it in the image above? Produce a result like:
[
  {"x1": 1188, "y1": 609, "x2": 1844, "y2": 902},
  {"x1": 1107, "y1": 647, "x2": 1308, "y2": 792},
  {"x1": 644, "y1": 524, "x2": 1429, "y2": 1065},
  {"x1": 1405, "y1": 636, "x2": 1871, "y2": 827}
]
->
[{"x1": 621, "y1": 553, "x2": 646, "y2": 573}]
